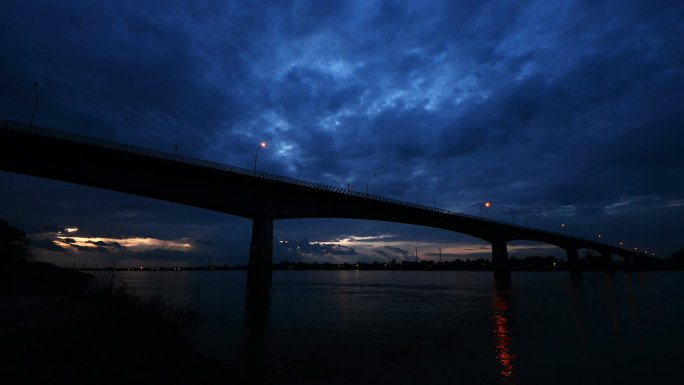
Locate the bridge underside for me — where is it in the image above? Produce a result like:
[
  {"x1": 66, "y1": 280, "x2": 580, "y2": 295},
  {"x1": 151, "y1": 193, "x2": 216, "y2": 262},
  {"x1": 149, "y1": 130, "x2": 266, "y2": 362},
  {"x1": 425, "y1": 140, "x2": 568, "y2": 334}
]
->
[
  {"x1": 0, "y1": 120, "x2": 645, "y2": 288},
  {"x1": 245, "y1": 219, "x2": 640, "y2": 288}
]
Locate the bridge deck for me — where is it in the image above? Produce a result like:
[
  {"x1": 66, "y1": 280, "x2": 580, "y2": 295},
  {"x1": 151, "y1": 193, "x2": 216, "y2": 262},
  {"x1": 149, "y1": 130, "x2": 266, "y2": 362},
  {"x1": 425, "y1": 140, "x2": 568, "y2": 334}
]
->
[{"x1": 0, "y1": 118, "x2": 637, "y2": 259}]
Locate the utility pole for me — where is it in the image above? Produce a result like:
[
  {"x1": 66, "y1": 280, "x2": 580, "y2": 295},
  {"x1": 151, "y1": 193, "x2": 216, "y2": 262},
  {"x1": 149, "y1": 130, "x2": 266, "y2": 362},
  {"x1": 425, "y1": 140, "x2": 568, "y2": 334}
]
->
[
  {"x1": 439, "y1": 247, "x2": 442, "y2": 263},
  {"x1": 415, "y1": 247, "x2": 419, "y2": 263},
  {"x1": 29, "y1": 82, "x2": 39, "y2": 131}
]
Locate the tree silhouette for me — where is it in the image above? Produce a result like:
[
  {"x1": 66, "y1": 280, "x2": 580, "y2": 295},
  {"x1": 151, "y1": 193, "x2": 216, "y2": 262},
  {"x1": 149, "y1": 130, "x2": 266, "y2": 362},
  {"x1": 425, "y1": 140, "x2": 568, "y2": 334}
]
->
[
  {"x1": 667, "y1": 248, "x2": 684, "y2": 269},
  {"x1": 0, "y1": 220, "x2": 31, "y2": 265}
]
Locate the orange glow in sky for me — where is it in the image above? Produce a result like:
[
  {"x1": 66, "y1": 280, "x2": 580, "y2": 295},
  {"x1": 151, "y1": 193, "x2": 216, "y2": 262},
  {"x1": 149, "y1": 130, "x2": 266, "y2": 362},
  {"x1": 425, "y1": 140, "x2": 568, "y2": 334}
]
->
[{"x1": 54, "y1": 235, "x2": 192, "y2": 252}]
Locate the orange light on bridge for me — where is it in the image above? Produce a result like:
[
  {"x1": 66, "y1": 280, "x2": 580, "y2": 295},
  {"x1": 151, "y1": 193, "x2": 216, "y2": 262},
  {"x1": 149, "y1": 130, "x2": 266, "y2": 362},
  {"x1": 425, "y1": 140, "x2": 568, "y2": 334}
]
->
[
  {"x1": 480, "y1": 201, "x2": 491, "y2": 218},
  {"x1": 254, "y1": 141, "x2": 268, "y2": 174}
]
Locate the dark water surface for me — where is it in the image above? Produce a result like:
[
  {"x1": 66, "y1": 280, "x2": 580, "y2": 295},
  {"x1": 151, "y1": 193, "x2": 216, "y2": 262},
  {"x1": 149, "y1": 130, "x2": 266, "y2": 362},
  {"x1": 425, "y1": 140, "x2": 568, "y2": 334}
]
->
[{"x1": 113, "y1": 270, "x2": 684, "y2": 384}]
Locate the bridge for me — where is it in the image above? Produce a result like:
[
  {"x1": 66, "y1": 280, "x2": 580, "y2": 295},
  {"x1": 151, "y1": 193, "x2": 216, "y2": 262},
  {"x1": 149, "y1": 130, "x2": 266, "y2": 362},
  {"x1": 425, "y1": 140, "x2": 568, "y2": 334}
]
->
[{"x1": 0, "y1": 118, "x2": 643, "y2": 287}]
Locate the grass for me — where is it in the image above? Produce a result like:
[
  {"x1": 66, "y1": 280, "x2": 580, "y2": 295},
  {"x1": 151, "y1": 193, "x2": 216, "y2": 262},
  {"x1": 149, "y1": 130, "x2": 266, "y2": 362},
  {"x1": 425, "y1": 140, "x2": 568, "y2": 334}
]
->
[
  {"x1": 89, "y1": 273, "x2": 202, "y2": 332},
  {"x1": 0, "y1": 267, "x2": 263, "y2": 385}
]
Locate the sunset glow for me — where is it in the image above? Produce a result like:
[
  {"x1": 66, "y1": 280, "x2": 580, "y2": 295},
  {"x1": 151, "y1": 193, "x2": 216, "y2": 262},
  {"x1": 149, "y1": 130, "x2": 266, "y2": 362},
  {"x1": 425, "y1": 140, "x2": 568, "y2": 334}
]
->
[{"x1": 54, "y1": 235, "x2": 192, "y2": 252}]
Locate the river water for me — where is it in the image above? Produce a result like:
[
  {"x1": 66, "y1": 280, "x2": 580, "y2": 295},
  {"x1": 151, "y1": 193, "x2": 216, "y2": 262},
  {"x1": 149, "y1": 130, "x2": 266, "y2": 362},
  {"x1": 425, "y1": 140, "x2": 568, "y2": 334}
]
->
[{"x1": 112, "y1": 270, "x2": 684, "y2": 384}]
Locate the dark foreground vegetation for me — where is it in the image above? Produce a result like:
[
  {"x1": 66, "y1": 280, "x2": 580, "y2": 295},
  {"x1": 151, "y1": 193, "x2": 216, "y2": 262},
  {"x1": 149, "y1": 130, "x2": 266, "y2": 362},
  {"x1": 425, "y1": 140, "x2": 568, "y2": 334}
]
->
[{"x1": 0, "y1": 220, "x2": 260, "y2": 385}]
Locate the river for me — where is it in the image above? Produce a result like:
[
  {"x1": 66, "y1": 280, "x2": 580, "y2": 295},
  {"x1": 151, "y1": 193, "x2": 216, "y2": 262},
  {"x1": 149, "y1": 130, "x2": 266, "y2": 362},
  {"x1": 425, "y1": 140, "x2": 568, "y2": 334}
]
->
[{"x1": 111, "y1": 270, "x2": 684, "y2": 384}]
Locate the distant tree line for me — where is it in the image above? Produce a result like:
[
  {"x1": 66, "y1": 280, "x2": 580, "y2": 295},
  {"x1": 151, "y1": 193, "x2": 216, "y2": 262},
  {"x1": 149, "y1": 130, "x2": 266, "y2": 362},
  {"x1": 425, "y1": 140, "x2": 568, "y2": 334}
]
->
[
  {"x1": 0, "y1": 219, "x2": 31, "y2": 265},
  {"x1": 3, "y1": 220, "x2": 684, "y2": 271},
  {"x1": 59, "y1": 252, "x2": 684, "y2": 272}
]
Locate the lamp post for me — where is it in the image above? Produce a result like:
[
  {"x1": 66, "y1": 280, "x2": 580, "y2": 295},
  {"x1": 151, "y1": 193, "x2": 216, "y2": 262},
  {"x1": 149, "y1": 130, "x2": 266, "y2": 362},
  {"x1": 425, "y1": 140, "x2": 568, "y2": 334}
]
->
[
  {"x1": 29, "y1": 82, "x2": 39, "y2": 131},
  {"x1": 253, "y1": 141, "x2": 267, "y2": 175},
  {"x1": 366, "y1": 173, "x2": 376, "y2": 195},
  {"x1": 434, "y1": 192, "x2": 444, "y2": 209},
  {"x1": 479, "y1": 201, "x2": 491, "y2": 218}
]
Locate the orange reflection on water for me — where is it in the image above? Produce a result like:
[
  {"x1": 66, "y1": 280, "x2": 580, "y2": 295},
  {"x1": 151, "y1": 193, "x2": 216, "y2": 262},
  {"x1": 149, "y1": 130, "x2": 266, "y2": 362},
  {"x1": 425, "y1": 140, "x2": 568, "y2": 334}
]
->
[{"x1": 494, "y1": 293, "x2": 516, "y2": 384}]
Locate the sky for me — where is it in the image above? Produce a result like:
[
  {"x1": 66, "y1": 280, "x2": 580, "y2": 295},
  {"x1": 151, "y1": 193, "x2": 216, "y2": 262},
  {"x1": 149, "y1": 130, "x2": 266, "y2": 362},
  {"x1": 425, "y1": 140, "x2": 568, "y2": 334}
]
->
[{"x1": 1, "y1": 0, "x2": 682, "y2": 268}]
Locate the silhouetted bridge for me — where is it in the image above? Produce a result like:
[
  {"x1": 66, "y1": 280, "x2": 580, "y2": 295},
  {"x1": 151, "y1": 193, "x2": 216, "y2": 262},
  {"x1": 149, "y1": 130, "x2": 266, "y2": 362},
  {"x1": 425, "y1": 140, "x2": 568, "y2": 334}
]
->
[{"x1": 0, "y1": 118, "x2": 643, "y2": 287}]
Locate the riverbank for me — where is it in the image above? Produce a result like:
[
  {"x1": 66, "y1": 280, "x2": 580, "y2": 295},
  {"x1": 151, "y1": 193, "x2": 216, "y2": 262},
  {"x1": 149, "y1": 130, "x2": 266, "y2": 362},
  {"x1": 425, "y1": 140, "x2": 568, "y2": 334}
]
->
[{"x1": 0, "y1": 292, "x2": 264, "y2": 385}]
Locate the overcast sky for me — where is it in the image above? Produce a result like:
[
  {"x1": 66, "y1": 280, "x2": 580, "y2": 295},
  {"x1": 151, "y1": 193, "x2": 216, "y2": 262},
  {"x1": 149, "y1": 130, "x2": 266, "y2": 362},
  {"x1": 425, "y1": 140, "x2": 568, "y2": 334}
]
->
[{"x1": 1, "y1": 0, "x2": 682, "y2": 267}]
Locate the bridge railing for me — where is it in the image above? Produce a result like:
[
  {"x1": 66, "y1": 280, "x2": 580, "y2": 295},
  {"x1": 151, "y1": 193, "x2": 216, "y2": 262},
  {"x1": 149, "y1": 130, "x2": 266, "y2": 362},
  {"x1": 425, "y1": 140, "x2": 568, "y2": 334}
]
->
[{"x1": 1, "y1": 118, "x2": 609, "y2": 247}]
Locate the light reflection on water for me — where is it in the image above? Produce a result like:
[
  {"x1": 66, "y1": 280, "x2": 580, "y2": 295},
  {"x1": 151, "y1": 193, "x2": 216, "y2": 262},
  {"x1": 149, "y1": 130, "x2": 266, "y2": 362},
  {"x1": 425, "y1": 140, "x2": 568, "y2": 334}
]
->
[
  {"x1": 108, "y1": 270, "x2": 684, "y2": 385},
  {"x1": 494, "y1": 290, "x2": 516, "y2": 384}
]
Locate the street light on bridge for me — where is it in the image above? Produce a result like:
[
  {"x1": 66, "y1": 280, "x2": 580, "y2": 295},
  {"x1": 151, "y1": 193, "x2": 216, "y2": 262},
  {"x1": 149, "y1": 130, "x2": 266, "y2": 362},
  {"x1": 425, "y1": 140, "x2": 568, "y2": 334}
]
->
[
  {"x1": 366, "y1": 173, "x2": 376, "y2": 195},
  {"x1": 253, "y1": 141, "x2": 267, "y2": 175},
  {"x1": 434, "y1": 192, "x2": 444, "y2": 209},
  {"x1": 29, "y1": 82, "x2": 39, "y2": 131},
  {"x1": 480, "y1": 201, "x2": 491, "y2": 218}
]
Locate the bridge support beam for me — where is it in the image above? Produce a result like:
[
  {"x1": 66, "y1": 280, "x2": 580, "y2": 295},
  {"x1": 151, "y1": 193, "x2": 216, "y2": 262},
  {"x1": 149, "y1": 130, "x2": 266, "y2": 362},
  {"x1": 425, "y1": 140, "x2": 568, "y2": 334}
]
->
[
  {"x1": 491, "y1": 240, "x2": 511, "y2": 287},
  {"x1": 602, "y1": 252, "x2": 614, "y2": 274},
  {"x1": 621, "y1": 254, "x2": 634, "y2": 272},
  {"x1": 247, "y1": 217, "x2": 273, "y2": 289},
  {"x1": 566, "y1": 248, "x2": 581, "y2": 275}
]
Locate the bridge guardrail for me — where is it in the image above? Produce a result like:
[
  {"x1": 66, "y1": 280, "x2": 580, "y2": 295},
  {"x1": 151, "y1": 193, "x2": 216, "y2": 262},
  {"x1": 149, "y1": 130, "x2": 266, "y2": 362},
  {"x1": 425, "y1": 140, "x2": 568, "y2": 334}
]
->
[{"x1": 0, "y1": 118, "x2": 621, "y2": 250}]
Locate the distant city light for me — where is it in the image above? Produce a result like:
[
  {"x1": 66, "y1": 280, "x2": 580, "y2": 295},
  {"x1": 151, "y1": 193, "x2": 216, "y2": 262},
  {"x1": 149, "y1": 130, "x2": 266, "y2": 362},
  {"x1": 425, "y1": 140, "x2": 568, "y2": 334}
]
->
[{"x1": 64, "y1": 227, "x2": 79, "y2": 233}]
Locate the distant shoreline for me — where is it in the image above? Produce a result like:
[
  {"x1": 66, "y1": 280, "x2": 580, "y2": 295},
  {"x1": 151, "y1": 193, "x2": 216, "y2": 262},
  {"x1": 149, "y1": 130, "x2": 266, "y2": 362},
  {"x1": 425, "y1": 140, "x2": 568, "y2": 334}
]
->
[{"x1": 75, "y1": 256, "x2": 679, "y2": 273}]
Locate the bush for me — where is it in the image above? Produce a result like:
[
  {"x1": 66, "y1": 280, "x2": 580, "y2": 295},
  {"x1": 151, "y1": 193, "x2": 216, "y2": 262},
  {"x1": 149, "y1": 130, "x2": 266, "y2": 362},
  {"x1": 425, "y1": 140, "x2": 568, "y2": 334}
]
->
[{"x1": 0, "y1": 220, "x2": 30, "y2": 265}]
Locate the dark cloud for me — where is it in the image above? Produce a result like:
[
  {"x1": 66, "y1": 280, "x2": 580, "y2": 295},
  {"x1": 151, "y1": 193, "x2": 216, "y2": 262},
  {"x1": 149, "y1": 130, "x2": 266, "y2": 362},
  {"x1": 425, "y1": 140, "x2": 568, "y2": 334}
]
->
[
  {"x1": 376, "y1": 246, "x2": 412, "y2": 261},
  {"x1": 277, "y1": 239, "x2": 357, "y2": 257},
  {"x1": 30, "y1": 239, "x2": 67, "y2": 253},
  {"x1": 88, "y1": 240, "x2": 124, "y2": 249}
]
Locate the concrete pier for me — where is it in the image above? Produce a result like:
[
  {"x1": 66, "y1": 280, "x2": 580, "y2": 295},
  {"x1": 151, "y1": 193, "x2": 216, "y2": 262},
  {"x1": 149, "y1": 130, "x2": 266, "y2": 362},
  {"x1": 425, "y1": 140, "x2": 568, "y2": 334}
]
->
[
  {"x1": 247, "y1": 217, "x2": 273, "y2": 288},
  {"x1": 602, "y1": 252, "x2": 614, "y2": 274},
  {"x1": 492, "y1": 240, "x2": 511, "y2": 287},
  {"x1": 566, "y1": 248, "x2": 581, "y2": 275}
]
